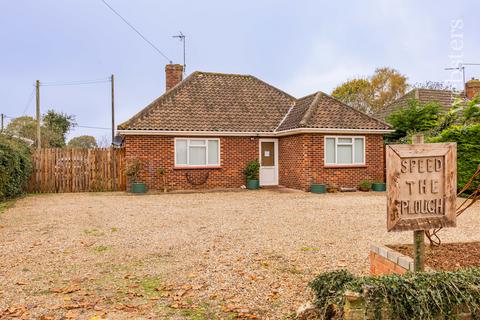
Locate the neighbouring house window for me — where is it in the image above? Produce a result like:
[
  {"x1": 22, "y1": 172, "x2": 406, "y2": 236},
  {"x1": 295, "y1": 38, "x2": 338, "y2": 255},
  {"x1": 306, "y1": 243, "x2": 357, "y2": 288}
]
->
[
  {"x1": 324, "y1": 136, "x2": 365, "y2": 165},
  {"x1": 175, "y1": 138, "x2": 220, "y2": 166}
]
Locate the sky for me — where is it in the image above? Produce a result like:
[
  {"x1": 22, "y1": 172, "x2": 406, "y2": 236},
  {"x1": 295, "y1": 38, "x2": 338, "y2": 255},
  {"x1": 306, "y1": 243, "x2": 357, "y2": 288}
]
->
[{"x1": 1, "y1": 0, "x2": 479, "y2": 143}]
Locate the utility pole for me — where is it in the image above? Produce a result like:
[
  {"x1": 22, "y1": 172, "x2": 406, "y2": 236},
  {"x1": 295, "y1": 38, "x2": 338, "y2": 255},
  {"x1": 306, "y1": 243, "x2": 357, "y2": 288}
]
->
[
  {"x1": 35, "y1": 80, "x2": 41, "y2": 148},
  {"x1": 111, "y1": 74, "x2": 117, "y2": 191},
  {"x1": 111, "y1": 74, "x2": 115, "y2": 143},
  {"x1": 1, "y1": 113, "x2": 4, "y2": 132}
]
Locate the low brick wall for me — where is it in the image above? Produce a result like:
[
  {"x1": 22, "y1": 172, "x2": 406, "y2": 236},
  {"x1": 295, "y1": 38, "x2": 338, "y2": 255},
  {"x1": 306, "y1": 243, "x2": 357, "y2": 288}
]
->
[
  {"x1": 369, "y1": 245, "x2": 414, "y2": 275},
  {"x1": 343, "y1": 291, "x2": 473, "y2": 320}
]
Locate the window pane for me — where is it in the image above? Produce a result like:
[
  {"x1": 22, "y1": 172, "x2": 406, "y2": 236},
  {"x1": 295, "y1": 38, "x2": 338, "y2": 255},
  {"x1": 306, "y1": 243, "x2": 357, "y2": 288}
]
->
[
  {"x1": 337, "y1": 145, "x2": 353, "y2": 164},
  {"x1": 325, "y1": 138, "x2": 336, "y2": 164},
  {"x1": 189, "y1": 140, "x2": 206, "y2": 146},
  {"x1": 338, "y1": 138, "x2": 352, "y2": 144},
  {"x1": 175, "y1": 140, "x2": 187, "y2": 165},
  {"x1": 189, "y1": 146, "x2": 206, "y2": 165},
  {"x1": 208, "y1": 140, "x2": 219, "y2": 165},
  {"x1": 354, "y1": 138, "x2": 364, "y2": 163}
]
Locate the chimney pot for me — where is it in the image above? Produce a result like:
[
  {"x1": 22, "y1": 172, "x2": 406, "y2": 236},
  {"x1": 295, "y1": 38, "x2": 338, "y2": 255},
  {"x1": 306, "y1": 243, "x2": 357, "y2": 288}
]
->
[
  {"x1": 165, "y1": 64, "x2": 184, "y2": 91},
  {"x1": 465, "y1": 78, "x2": 480, "y2": 100}
]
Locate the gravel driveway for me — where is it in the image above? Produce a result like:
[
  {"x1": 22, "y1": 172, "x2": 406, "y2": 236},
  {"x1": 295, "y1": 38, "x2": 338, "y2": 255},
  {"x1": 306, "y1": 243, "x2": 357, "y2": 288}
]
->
[{"x1": 1, "y1": 190, "x2": 479, "y2": 319}]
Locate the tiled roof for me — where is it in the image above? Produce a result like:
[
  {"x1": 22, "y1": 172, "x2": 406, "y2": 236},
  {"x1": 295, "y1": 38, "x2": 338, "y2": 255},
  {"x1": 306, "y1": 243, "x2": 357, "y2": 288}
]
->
[
  {"x1": 120, "y1": 72, "x2": 391, "y2": 133},
  {"x1": 118, "y1": 71, "x2": 295, "y2": 132},
  {"x1": 374, "y1": 89, "x2": 460, "y2": 121},
  {"x1": 277, "y1": 92, "x2": 391, "y2": 131}
]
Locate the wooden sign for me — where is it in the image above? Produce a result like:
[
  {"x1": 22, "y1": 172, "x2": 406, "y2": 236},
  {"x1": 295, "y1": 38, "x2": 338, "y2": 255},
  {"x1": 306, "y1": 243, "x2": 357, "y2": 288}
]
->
[{"x1": 386, "y1": 143, "x2": 457, "y2": 232}]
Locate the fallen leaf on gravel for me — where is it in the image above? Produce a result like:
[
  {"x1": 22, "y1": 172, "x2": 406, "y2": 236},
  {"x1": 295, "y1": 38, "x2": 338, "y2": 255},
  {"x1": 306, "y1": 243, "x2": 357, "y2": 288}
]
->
[
  {"x1": 115, "y1": 304, "x2": 137, "y2": 312},
  {"x1": 3, "y1": 305, "x2": 29, "y2": 317},
  {"x1": 39, "y1": 315, "x2": 55, "y2": 320},
  {"x1": 63, "y1": 284, "x2": 81, "y2": 294},
  {"x1": 65, "y1": 310, "x2": 80, "y2": 318},
  {"x1": 15, "y1": 281, "x2": 28, "y2": 285},
  {"x1": 192, "y1": 284, "x2": 204, "y2": 290}
]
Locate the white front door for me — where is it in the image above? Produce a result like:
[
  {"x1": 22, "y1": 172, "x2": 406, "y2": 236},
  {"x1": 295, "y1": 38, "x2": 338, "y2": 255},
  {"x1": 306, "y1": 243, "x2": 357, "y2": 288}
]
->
[{"x1": 259, "y1": 139, "x2": 278, "y2": 186}]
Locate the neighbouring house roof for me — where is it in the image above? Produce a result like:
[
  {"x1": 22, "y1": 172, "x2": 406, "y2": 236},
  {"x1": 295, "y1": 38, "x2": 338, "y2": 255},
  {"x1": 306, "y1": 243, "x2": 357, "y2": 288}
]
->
[
  {"x1": 375, "y1": 89, "x2": 461, "y2": 122},
  {"x1": 119, "y1": 71, "x2": 391, "y2": 134},
  {"x1": 0, "y1": 132, "x2": 34, "y2": 145}
]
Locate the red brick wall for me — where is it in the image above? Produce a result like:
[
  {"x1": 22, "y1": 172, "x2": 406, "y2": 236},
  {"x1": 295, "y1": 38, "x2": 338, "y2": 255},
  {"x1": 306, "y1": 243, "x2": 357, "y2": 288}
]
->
[
  {"x1": 124, "y1": 135, "x2": 258, "y2": 191},
  {"x1": 305, "y1": 134, "x2": 385, "y2": 189},
  {"x1": 279, "y1": 134, "x2": 385, "y2": 191},
  {"x1": 370, "y1": 252, "x2": 408, "y2": 275},
  {"x1": 278, "y1": 135, "x2": 308, "y2": 190},
  {"x1": 124, "y1": 133, "x2": 385, "y2": 192}
]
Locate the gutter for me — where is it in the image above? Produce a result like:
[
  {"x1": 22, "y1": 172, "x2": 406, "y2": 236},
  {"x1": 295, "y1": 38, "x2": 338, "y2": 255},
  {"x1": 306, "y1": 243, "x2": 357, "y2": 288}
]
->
[{"x1": 117, "y1": 128, "x2": 394, "y2": 137}]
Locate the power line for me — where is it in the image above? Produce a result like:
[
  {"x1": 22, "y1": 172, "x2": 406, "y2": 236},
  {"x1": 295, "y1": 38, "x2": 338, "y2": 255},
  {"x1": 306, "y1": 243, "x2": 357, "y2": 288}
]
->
[
  {"x1": 77, "y1": 125, "x2": 111, "y2": 130},
  {"x1": 22, "y1": 87, "x2": 36, "y2": 115},
  {"x1": 2, "y1": 115, "x2": 111, "y2": 131},
  {"x1": 100, "y1": 0, "x2": 172, "y2": 63},
  {"x1": 40, "y1": 78, "x2": 111, "y2": 87}
]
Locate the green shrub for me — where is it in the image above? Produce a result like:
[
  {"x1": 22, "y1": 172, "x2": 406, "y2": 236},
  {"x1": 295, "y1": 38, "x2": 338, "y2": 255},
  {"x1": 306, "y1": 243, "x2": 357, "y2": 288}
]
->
[
  {"x1": 0, "y1": 135, "x2": 32, "y2": 200},
  {"x1": 125, "y1": 159, "x2": 142, "y2": 183},
  {"x1": 430, "y1": 124, "x2": 480, "y2": 194},
  {"x1": 386, "y1": 99, "x2": 441, "y2": 142},
  {"x1": 359, "y1": 180, "x2": 372, "y2": 189},
  {"x1": 310, "y1": 269, "x2": 480, "y2": 319},
  {"x1": 243, "y1": 159, "x2": 260, "y2": 180}
]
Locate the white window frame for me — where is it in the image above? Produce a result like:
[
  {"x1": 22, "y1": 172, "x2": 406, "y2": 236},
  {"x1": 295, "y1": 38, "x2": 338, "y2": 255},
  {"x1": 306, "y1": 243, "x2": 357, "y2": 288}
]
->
[
  {"x1": 174, "y1": 138, "x2": 221, "y2": 167},
  {"x1": 324, "y1": 136, "x2": 366, "y2": 166}
]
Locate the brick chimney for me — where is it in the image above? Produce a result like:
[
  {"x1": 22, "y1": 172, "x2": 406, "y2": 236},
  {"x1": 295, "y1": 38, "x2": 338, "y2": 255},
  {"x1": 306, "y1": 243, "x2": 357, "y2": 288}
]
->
[
  {"x1": 165, "y1": 64, "x2": 184, "y2": 91},
  {"x1": 465, "y1": 78, "x2": 480, "y2": 99}
]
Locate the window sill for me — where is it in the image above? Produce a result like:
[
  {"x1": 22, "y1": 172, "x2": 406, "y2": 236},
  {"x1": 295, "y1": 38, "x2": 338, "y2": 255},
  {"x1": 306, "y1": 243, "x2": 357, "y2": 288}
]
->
[
  {"x1": 324, "y1": 165, "x2": 367, "y2": 169},
  {"x1": 174, "y1": 166, "x2": 222, "y2": 170}
]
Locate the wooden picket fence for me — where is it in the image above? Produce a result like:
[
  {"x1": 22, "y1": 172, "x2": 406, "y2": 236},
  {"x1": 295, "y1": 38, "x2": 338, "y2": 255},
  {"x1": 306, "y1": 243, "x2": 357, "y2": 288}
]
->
[{"x1": 29, "y1": 148, "x2": 126, "y2": 193}]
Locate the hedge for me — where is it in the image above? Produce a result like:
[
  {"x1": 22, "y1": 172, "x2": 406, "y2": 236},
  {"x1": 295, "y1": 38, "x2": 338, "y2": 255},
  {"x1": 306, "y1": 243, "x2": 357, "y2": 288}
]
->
[
  {"x1": 430, "y1": 124, "x2": 480, "y2": 194},
  {"x1": 0, "y1": 135, "x2": 32, "y2": 200},
  {"x1": 310, "y1": 269, "x2": 480, "y2": 319}
]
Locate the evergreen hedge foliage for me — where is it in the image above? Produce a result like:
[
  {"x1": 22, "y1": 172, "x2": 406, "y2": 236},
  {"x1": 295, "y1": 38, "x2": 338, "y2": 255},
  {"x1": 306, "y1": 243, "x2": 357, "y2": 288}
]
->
[
  {"x1": 430, "y1": 124, "x2": 480, "y2": 194},
  {"x1": 0, "y1": 135, "x2": 32, "y2": 200},
  {"x1": 310, "y1": 269, "x2": 480, "y2": 319}
]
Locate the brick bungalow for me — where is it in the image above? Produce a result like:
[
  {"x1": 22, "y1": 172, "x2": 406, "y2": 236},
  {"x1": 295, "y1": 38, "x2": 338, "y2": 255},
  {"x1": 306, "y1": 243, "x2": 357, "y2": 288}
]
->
[{"x1": 118, "y1": 64, "x2": 392, "y2": 191}]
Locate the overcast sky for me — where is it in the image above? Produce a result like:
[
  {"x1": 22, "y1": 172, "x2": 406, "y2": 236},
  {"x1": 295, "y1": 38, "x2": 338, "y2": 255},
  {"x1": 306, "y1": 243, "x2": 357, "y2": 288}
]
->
[{"x1": 1, "y1": 0, "x2": 479, "y2": 142}]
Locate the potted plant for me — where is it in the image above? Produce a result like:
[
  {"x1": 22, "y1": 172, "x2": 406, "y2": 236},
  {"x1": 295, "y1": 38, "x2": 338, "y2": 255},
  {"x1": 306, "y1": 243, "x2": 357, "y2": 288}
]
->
[
  {"x1": 358, "y1": 180, "x2": 372, "y2": 192},
  {"x1": 326, "y1": 184, "x2": 339, "y2": 193},
  {"x1": 372, "y1": 180, "x2": 387, "y2": 192},
  {"x1": 244, "y1": 159, "x2": 260, "y2": 190},
  {"x1": 126, "y1": 160, "x2": 147, "y2": 194},
  {"x1": 311, "y1": 183, "x2": 326, "y2": 194}
]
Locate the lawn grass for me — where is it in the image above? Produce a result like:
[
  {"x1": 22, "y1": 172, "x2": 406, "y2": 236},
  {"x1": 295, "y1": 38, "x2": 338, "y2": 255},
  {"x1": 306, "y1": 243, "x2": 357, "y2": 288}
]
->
[{"x1": 0, "y1": 199, "x2": 16, "y2": 214}]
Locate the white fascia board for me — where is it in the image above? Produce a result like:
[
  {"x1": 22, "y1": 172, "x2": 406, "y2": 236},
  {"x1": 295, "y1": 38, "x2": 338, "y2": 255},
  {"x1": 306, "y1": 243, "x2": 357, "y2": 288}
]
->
[
  {"x1": 117, "y1": 128, "x2": 394, "y2": 137},
  {"x1": 273, "y1": 128, "x2": 394, "y2": 136},
  {"x1": 117, "y1": 130, "x2": 275, "y2": 137}
]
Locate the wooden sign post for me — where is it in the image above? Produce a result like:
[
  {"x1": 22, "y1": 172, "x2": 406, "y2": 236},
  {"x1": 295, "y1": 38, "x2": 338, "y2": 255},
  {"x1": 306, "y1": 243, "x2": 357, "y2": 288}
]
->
[{"x1": 386, "y1": 134, "x2": 457, "y2": 272}]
